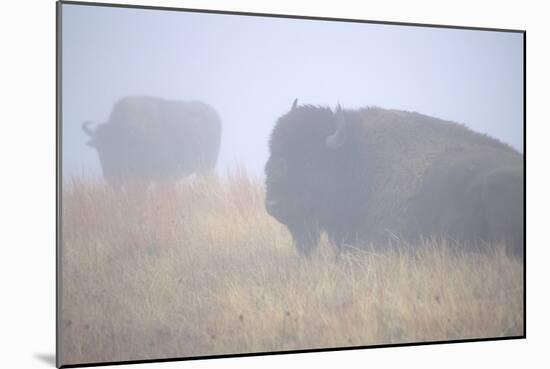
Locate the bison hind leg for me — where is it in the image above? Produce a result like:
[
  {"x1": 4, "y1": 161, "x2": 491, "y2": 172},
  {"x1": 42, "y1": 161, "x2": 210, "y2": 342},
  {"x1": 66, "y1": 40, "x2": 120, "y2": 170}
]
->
[{"x1": 475, "y1": 166, "x2": 524, "y2": 260}]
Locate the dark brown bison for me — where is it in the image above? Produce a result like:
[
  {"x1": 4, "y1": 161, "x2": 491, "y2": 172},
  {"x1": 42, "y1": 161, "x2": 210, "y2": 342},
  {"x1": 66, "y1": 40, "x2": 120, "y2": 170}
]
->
[
  {"x1": 265, "y1": 99, "x2": 524, "y2": 257},
  {"x1": 83, "y1": 96, "x2": 221, "y2": 186}
]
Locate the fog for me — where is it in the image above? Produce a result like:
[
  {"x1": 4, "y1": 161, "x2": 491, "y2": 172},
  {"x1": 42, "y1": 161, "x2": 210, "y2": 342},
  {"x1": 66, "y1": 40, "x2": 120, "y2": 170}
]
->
[{"x1": 61, "y1": 4, "x2": 523, "y2": 178}]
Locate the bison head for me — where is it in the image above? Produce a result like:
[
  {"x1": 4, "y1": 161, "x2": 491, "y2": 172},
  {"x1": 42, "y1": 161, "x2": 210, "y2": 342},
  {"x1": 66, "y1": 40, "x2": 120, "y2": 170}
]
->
[
  {"x1": 82, "y1": 120, "x2": 129, "y2": 186},
  {"x1": 265, "y1": 99, "x2": 354, "y2": 255}
]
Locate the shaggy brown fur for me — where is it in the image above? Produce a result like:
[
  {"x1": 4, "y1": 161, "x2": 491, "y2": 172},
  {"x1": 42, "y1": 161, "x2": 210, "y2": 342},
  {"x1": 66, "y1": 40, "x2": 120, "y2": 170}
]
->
[{"x1": 265, "y1": 101, "x2": 523, "y2": 256}]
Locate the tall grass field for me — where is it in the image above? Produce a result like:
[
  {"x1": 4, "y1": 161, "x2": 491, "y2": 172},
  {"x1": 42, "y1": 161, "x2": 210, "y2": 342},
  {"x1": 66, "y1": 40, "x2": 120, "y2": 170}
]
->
[{"x1": 60, "y1": 173, "x2": 524, "y2": 365}]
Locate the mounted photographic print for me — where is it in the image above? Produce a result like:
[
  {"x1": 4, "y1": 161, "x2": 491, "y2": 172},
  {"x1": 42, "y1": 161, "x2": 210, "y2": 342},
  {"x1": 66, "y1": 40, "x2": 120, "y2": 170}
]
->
[{"x1": 57, "y1": 1, "x2": 525, "y2": 367}]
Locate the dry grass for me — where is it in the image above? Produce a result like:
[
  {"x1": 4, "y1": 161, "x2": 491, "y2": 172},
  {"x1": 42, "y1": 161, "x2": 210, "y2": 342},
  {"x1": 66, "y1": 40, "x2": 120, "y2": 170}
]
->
[{"x1": 60, "y1": 173, "x2": 524, "y2": 365}]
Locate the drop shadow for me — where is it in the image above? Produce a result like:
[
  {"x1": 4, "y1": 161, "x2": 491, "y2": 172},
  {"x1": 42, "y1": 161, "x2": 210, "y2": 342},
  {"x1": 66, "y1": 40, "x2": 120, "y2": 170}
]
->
[{"x1": 34, "y1": 353, "x2": 56, "y2": 367}]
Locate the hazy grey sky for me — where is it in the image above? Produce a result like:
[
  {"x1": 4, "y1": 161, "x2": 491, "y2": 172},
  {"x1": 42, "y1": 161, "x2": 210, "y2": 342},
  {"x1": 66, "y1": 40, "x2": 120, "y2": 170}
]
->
[{"x1": 62, "y1": 3, "x2": 523, "y2": 177}]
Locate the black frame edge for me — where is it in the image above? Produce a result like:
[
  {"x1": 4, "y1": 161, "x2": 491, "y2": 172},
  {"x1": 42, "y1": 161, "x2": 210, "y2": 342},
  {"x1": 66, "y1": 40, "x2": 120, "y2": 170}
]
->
[
  {"x1": 522, "y1": 30, "x2": 526, "y2": 338},
  {"x1": 56, "y1": 0, "x2": 63, "y2": 367},
  {"x1": 58, "y1": 0, "x2": 526, "y2": 34},
  {"x1": 59, "y1": 335, "x2": 526, "y2": 368}
]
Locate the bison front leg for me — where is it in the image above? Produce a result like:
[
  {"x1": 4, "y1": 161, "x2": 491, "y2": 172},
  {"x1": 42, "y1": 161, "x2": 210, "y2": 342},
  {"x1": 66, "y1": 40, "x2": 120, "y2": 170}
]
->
[{"x1": 288, "y1": 221, "x2": 321, "y2": 256}]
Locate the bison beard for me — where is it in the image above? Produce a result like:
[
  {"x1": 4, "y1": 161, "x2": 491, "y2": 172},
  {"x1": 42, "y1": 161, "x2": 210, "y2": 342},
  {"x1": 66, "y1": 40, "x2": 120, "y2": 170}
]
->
[{"x1": 265, "y1": 99, "x2": 524, "y2": 257}]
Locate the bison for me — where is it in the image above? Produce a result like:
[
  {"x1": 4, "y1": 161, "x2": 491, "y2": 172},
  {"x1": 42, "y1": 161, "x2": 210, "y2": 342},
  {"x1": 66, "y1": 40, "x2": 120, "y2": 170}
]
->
[
  {"x1": 83, "y1": 96, "x2": 221, "y2": 187},
  {"x1": 265, "y1": 99, "x2": 524, "y2": 257}
]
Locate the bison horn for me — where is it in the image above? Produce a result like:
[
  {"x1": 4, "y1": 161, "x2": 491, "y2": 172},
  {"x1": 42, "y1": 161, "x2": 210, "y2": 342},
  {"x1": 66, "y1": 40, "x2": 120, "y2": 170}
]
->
[
  {"x1": 82, "y1": 121, "x2": 97, "y2": 137},
  {"x1": 326, "y1": 104, "x2": 347, "y2": 149},
  {"x1": 291, "y1": 98, "x2": 298, "y2": 111}
]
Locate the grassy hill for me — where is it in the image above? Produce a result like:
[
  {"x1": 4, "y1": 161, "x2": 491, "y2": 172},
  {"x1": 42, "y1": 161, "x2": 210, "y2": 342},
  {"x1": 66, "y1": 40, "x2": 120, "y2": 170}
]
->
[{"x1": 60, "y1": 174, "x2": 524, "y2": 365}]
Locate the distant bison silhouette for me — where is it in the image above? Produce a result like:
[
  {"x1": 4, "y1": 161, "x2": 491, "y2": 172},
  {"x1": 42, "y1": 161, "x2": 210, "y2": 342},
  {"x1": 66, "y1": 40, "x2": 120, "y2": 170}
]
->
[
  {"x1": 265, "y1": 99, "x2": 524, "y2": 257},
  {"x1": 83, "y1": 96, "x2": 221, "y2": 186}
]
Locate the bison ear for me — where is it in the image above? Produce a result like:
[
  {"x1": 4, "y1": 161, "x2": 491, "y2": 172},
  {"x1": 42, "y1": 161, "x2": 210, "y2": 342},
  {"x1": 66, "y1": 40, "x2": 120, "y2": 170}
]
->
[
  {"x1": 326, "y1": 104, "x2": 347, "y2": 149},
  {"x1": 291, "y1": 98, "x2": 298, "y2": 111}
]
